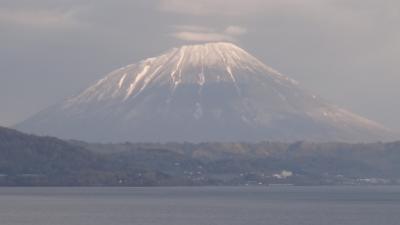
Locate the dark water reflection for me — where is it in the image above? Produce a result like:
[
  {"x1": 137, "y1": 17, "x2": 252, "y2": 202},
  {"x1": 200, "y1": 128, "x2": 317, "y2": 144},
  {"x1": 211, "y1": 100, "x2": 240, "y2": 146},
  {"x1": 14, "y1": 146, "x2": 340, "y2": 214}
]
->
[{"x1": 0, "y1": 186, "x2": 399, "y2": 225}]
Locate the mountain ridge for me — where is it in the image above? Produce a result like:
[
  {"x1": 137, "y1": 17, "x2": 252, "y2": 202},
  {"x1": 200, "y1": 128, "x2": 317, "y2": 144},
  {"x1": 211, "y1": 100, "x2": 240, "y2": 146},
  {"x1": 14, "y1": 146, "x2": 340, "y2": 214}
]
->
[
  {"x1": 16, "y1": 42, "x2": 395, "y2": 143},
  {"x1": 2, "y1": 125, "x2": 400, "y2": 186}
]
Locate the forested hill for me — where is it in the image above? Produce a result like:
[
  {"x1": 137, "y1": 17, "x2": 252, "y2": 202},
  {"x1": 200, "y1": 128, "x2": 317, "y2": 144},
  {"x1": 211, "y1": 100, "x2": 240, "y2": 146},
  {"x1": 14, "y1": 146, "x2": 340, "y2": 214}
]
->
[
  {"x1": 1, "y1": 126, "x2": 400, "y2": 186},
  {"x1": 0, "y1": 127, "x2": 178, "y2": 186}
]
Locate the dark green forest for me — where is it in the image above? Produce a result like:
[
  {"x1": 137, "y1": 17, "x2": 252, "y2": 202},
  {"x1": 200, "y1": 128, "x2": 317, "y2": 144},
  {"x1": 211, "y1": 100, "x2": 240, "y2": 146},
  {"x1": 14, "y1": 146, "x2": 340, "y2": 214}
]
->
[{"x1": 1, "y1": 126, "x2": 400, "y2": 186}]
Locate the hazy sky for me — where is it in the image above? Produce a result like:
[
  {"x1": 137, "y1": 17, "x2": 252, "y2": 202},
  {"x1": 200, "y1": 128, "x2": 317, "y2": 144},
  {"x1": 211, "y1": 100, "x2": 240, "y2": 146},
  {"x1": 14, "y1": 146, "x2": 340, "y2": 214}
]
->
[{"x1": 1, "y1": 0, "x2": 399, "y2": 132}]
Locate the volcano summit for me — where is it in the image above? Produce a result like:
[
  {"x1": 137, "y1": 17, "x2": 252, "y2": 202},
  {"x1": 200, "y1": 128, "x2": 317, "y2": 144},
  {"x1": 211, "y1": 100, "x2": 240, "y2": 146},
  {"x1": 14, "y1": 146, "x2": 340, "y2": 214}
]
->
[{"x1": 16, "y1": 42, "x2": 393, "y2": 142}]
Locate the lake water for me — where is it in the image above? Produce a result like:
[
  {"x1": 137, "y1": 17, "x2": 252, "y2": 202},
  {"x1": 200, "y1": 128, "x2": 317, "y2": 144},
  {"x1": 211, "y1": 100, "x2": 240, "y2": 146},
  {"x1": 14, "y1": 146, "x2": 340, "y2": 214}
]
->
[{"x1": 0, "y1": 186, "x2": 399, "y2": 225}]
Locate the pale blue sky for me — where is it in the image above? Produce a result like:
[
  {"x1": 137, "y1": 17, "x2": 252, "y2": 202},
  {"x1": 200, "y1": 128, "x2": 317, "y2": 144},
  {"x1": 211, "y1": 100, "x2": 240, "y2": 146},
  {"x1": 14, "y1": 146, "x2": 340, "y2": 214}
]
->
[{"x1": 1, "y1": 0, "x2": 399, "y2": 132}]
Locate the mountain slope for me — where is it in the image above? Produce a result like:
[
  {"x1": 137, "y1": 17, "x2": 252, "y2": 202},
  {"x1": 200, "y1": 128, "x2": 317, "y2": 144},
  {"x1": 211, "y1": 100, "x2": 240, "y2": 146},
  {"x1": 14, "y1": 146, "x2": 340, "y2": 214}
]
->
[
  {"x1": 2, "y1": 126, "x2": 400, "y2": 186},
  {"x1": 0, "y1": 126, "x2": 102, "y2": 185},
  {"x1": 0, "y1": 126, "x2": 189, "y2": 186},
  {"x1": 16, "y1": 42, "x2": 394, "y2": 142}
]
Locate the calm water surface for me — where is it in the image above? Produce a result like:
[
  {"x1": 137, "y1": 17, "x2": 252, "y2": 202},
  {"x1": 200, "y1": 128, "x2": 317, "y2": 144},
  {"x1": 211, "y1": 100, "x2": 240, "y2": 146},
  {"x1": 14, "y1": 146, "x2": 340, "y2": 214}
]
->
[{"x1": 0, "y1": 186, "x2": 399, "y2": 225}]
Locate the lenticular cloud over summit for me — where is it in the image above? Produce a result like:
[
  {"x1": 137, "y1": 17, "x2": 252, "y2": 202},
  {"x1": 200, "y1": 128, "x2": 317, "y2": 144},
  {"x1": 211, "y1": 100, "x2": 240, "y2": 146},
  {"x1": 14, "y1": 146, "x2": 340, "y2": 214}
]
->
[{"x1": 16, "y1": 42, "x2": 394, "y2": 143}]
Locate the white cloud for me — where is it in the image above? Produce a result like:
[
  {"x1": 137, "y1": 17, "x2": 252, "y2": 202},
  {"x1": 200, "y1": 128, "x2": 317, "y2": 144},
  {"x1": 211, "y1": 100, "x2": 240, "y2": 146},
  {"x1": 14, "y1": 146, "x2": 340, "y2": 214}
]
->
[
  {"x1": 159, "y1": 0, "x2": 399, "y2": 31},
  {"x1": 171, "y1": 32, "x2": 234, "y2": 42},
  {"x1": 0, "y1": 7, "x2": 82, "y2": 28},
  {"x1": 171, "y1": 25, "x2": 214, "y2": 33},
  {"x1": 171, "y1": 25, "x2": 247, "y2": 42},
  {"x1": 224, "y1": 26, "x2": 247, "y2": 36}
]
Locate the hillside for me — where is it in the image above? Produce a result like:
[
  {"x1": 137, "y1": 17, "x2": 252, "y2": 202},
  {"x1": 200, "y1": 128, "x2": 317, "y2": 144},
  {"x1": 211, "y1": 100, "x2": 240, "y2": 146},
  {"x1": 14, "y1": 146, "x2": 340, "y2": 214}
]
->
[
  {"x1": 16, "y1": 42, "x2": 395, "y2": 143},
  {"x1": 0, "y1": 127, "x2": 184, "y2": 186},
  {"x1": 1, "y1": 127, "x2": 400, "y2": 186}
]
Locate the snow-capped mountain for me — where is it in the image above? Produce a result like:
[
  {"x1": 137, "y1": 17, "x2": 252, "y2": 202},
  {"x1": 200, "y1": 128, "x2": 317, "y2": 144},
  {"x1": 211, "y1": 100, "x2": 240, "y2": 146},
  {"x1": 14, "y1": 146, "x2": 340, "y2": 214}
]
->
[{"x1": 16, "y1": 42, "x2": 394, "y2": 142}]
